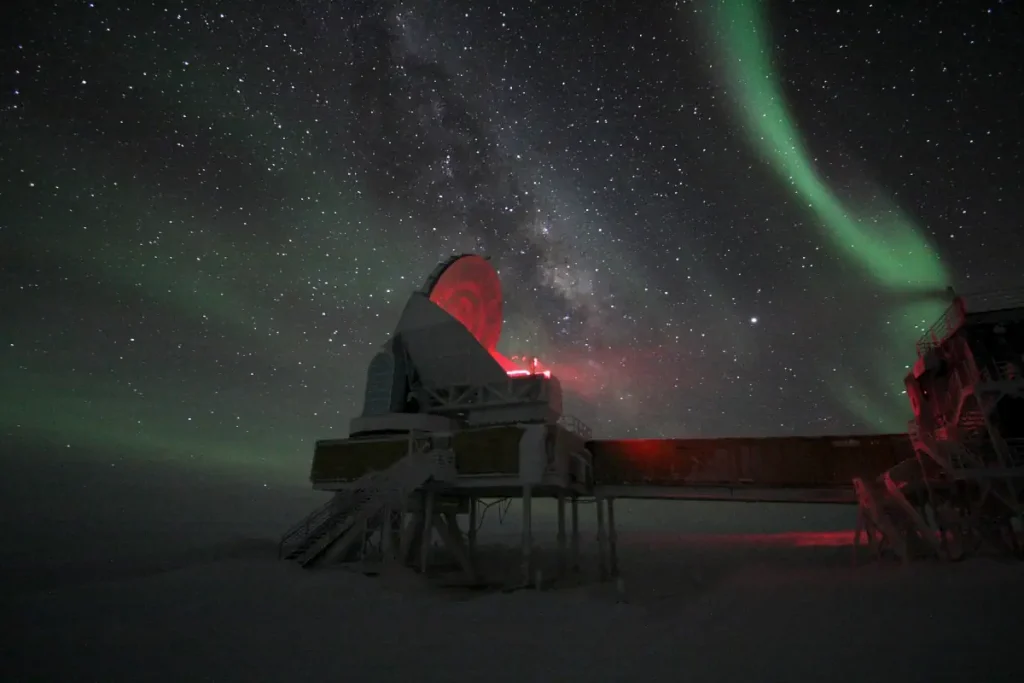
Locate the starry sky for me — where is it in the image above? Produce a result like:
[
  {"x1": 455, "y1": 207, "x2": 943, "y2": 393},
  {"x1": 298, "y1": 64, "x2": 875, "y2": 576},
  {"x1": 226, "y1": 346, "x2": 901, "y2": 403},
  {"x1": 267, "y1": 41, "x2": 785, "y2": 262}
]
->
[{"x1": 1, "y1": 0, "x2": 1021, "y2": 483}]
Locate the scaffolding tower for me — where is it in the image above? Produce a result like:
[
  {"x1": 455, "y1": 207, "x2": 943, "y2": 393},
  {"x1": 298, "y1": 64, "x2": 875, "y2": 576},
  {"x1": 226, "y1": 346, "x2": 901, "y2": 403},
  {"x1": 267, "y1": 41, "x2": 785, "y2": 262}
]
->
[{"x1": 858, "y1": 288, "x2": 1024, "y2": 562}]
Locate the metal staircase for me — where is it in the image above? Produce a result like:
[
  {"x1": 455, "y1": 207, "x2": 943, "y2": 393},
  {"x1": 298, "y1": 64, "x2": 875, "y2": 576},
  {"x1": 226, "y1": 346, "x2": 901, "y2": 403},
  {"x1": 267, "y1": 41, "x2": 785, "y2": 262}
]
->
[
  {"x1": 854, "y1": 455, "x2": 944, "y2": 563},
  {"x1": 279, "y1": 448, "x2": 449, "y2": 568},
  {"x1": 278, "y1": 496, "x2": 343, "y2": 562}
]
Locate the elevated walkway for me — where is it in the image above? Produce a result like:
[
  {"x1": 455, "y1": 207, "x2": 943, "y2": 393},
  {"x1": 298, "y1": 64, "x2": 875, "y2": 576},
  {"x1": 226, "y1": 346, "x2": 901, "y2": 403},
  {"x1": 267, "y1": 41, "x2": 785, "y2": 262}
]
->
[
  {"x1": 293, "y1": 429, "x2": 929, "y2": 580},
  {"x1": 595, "y1": 484, "x2": 857, "y2": 504},
  {"x1": 587, "y1": 433, "x2": 911, "y2": 498}
]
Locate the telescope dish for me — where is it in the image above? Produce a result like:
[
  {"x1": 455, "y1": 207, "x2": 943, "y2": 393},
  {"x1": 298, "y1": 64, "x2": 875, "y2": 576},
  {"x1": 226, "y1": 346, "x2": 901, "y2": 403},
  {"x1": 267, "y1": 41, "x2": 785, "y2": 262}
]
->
[{"x1": 423, "y1": 254, "x2": 504, "y2": 352}]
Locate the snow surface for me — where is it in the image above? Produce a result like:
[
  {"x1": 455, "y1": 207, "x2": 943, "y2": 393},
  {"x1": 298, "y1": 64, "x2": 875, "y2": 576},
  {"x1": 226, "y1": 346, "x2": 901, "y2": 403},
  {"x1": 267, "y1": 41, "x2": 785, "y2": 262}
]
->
[{"x1": 2, "y1": 454, "x2": 1023, "y2": 682}]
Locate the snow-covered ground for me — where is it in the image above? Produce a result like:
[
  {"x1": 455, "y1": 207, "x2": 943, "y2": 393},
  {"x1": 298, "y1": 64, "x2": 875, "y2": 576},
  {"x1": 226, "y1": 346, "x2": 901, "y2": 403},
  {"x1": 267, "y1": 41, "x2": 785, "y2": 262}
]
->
[{"x1": 3, "y1": 451, "x2": 1023, "y2": 682}]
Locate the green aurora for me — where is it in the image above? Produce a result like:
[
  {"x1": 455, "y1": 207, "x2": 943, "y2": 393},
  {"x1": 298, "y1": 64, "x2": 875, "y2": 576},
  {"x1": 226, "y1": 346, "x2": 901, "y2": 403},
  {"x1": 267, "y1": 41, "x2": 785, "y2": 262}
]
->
[
  {"x1": 702, "y1": 0, "x2": 952, "y2": 427},
  {"x1": 1, "y1": 2, "x2": 965, "y2": 481}
]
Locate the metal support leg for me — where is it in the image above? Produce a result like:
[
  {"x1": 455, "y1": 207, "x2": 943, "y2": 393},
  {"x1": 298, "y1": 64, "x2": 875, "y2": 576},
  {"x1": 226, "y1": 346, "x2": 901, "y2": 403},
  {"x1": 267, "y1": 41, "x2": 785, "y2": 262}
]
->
[
  {"x1": 596, "y1": 492, "x2": 608, "y2": 581},
  {"x1": 399, "y1": 512, "x2": 422, "y2": 565},
  {"x1": 382, "y1": 505, "x2": 393, "y2": 562},
  {"x1": 853, "y1": 506, "x2": 864, "y2": 567},
  {"x1": 390, "y1": 509, "x2": 402, "y2": 555},
  {"x1": 557, "y1": 492, "x2": 567, "y2": 577},
  {"x1": 436, "y1": 512, "x2": 477, "y2": 582},
  {"x1": 571, "y1": 494, "x2": 580, "y2": 573},
  {"x1": 607, "y1": 497, "x2": 618, "y2": 578},
  {"x1": 420, "y1": 490, "x2": 435, "y2": 573},
  {"x1": 521, "y1": 485, "x2": 533, "y2": 586},
  {"x1": 467, "y1": 497, "x2": 478, "y2": 554}
]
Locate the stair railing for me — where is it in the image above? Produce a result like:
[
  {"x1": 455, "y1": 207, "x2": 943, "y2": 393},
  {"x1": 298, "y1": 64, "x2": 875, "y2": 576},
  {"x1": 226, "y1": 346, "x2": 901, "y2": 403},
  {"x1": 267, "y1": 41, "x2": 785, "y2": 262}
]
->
[
  {"x1": 277, "y1": 468, "x2": 385, "y2": 559},
  {"x1": 558, "y1": 414, "x2": 593, "y2": 440},
  {"x1": 300, "y1": 448, "x2": 444, "y2": 562},
  {"x1": 916, "y1": 299, "x2": 966, "y2": 356},
  {"x1": 280, "y1": 443, "x2": 451, "y2": 564},
  {"x1": 278, "y1": 497, "x2": 337, "y2": 559}
]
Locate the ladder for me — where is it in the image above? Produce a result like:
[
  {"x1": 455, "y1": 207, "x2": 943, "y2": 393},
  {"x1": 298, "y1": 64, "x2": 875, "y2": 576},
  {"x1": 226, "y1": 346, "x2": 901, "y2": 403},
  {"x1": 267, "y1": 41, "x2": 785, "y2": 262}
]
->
[{"x1": 279, "y1": 448, "x2": 447, "y2": 568}]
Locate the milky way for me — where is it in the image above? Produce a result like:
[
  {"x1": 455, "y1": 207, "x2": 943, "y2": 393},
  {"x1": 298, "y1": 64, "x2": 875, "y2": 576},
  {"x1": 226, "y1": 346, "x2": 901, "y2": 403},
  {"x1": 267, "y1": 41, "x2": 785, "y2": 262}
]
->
[{"x1": 1, "y1": 0, "x2": 1021, "y2": 482}]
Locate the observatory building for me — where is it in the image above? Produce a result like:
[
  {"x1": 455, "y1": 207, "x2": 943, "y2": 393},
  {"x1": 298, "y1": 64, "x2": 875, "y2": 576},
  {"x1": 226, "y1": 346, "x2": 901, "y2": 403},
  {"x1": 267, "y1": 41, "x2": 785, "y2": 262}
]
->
[
  {"x1": 279, "y1": 256, "x2": 1024, "y2": 584},
  {"x1": 281, "y1": 254, "x2": 593, "y2": 583}
]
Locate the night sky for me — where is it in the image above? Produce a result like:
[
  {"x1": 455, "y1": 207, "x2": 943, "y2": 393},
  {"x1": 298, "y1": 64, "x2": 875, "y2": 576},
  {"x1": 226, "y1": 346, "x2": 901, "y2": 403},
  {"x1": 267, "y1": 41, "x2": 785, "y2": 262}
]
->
[{"x1": 1, "y1": 0, "x2": 1021, "y2": 483}]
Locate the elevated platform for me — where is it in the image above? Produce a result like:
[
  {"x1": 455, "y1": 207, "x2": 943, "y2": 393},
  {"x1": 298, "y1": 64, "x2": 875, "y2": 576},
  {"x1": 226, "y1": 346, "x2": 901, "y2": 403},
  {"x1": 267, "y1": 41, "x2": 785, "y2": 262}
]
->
[
  {"x1": 293, "y1": 426, "x2": 914, "y2": 582},
  {"x1": 310, "y1": 423, "x2": 594, "y2": 503},
  {"x1": 309, "y1": 430, "x2": 911, "y2": 501}
]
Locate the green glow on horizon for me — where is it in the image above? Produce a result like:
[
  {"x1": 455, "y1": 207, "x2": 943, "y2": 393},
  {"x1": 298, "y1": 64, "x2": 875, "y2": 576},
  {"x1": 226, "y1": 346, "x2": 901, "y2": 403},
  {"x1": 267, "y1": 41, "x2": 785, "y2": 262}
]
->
[
  {"x1": 1, "y1": 124, "x2": 399, "y2": 479},
  {"x1": 0, "y1": 367, "x2": 312, "y2": 481}
]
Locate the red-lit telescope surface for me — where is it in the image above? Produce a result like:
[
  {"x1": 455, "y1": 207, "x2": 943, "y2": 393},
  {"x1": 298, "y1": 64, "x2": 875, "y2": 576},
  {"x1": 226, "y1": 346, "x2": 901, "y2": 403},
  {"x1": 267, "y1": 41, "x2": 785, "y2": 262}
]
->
[
  {"x1": 426, "y1": 255, "x2": 550, "y2": 376},
  {"x1": 427, "y1": 255, "x2": 504, "y2": 353}
]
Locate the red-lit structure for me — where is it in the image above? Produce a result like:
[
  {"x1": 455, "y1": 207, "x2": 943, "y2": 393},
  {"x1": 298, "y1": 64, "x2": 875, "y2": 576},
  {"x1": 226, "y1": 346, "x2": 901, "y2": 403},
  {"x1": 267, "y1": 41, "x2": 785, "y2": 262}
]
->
[
  {"x1": 424, "y1": 254, "x2": 550, "y2": 378},
  {"x1": 854, "y1": 289, "x2": 1024, "y2": 562},
  {"x1": 279, "y1": 256, "x2": 1024, "y2": 587}
]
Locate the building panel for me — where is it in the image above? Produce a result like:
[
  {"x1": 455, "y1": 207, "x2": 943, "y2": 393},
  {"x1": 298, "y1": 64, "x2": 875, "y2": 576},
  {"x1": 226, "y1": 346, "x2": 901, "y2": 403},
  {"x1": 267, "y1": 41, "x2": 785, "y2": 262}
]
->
[
  {"x1": 588, "y1": 434, "x2": 911, "y2": 488},
  {"x1": 310, "y1": 437, "x2": 408, "y2": 482},
  {"x1": 452, "y1": 425, "x2": 525, "y2": 475}
]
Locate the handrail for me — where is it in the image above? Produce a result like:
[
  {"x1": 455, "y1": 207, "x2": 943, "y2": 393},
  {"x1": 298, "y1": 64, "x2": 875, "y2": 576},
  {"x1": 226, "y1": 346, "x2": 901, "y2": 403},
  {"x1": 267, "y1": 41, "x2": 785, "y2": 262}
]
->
[
  {"x1": 278, "y1": 496, "x2": 337, "y2": 559},
  {"x1": 917, "y1": 287, "x2": 1024, "y2": 356},
  {"x1": 559, "y1": 414, "x2": 593, "y2": 440},
  {"x1": 960, "y1": 286, "x2": 1024, "y2": 313},
  {"x1": 977, "y1": 360, "x2": 1022, "y2": 383},
  {"x1": 277, "y1": 467, "x2": 385, "y2": 559},
  {"x1": 280, "y1": 446, "x2": 444, "y2": 563},
  {"x1": 916, "y1": 299, "x2": 966, "y2": 356}
]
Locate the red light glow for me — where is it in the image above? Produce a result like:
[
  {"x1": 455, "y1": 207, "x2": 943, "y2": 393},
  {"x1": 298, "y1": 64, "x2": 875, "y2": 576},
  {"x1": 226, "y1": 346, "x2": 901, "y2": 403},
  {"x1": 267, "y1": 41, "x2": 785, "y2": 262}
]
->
[
  {"x1": 424, "y1": 255, "x2": 555, "y2": 381},
  {"x1": 507, "y1": 368, "x2": 552, "y2": 378},
  {"x1": 427, "y1": 255, "x2": 503, "y2": 353},
  {"x1": 504, "y1": 355, "x2": 552, "y2": 378},
  {"x1": 490, "y1": 348, "x2": 532, "y2": 373},
  {"x1": 638, "y1": 530, "x2": 857, "y2": 549}
]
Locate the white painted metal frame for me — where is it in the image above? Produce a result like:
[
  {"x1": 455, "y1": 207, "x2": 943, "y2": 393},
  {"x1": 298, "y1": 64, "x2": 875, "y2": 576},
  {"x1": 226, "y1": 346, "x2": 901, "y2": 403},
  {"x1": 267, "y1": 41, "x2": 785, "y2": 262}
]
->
[{"x1": 415, "y1": 375, "x2": 557, "y2": 414}]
